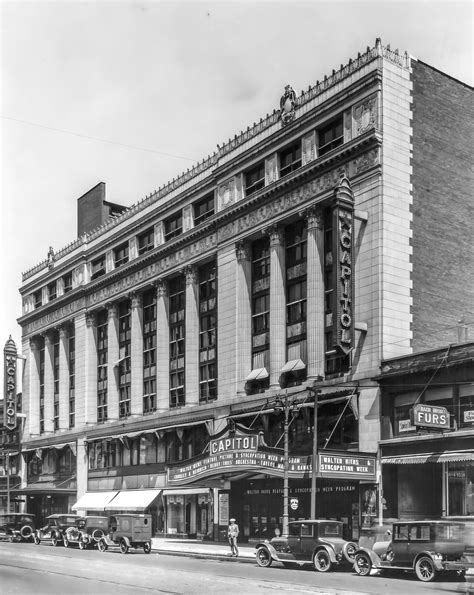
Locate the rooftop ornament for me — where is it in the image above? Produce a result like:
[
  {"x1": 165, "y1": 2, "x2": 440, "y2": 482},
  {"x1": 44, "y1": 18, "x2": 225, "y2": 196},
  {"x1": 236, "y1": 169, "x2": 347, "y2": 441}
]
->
[{"x1": 279, "y1": 84, "x2": 297, "y2": 125}]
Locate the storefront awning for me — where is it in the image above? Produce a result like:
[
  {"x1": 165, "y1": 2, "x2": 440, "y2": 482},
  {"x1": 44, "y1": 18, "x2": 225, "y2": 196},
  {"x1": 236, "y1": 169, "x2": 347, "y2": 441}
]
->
[
  {"x1": 246, "y1": 368, "x2": 269, "y2": 381},
  {"x1": 162, "y1": 487, "x2": 210, "y2": 496},
  {"x1": 382, "y1": 451, "x2": 474, "y2": 464},
  {"x1": 105, "y1": 489, "x2": 162, "y2": 511},
  {"x1": 72, "y1": 491, "x2": 118, "y2": 511},
  {"x1": 280, "y1": 359, "x2": 305, "y2": 373}
]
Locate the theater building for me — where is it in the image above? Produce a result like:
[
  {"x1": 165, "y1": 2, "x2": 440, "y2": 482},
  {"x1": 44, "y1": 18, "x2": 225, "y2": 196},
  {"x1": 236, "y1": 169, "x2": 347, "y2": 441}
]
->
[{"x1": 14, "y1": 39, "x2": 472, "y2": 541}]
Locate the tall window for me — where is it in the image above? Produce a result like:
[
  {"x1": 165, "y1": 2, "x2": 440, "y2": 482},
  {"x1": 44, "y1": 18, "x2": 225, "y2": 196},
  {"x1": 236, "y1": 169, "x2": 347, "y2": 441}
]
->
[
  {"x1": 48, "y1": 281, "x2": 57, "y2": 301},
  {"x1": 285, "y1": 221, "x2": 307, "y2": 384},
  {"x1": 34, "y1": 290, "x2": 42, "y2": 309},
  {"x1": 169, "y1": 276, "x2": 185, "y2": 408},
  {"x1": 165, "y1": 212, "x2": 183, "y2": 241},
  {"x1": 97, "y1": 311, "x2": 108, "y2": 422},
  {"x1": 91, "y1": 255, "x2": 106, "y2": 280},
  {"x1": 245, "y1": 161, "x2": 265, "y2": 196},
  {"x1": 68, "y1": 327, "x2": 75, "y2": 428},
  {"x1": 251, "y1": 238, "x2": 270, "y2": 373},
  {"x1": 199, "y1": 262, "x2": 217, "y2": 403},
  {"x1": 114, "y1": 243, "x2": 129, "y2": 268},
  {"x1": 279, "y1": 141, "x2": 302, "y2": 177},
  {"x1": 143, "y1": 289, "x2": 157, "y2": 414},
  {"x1": 39, "y1": 340, "x2": 45, "y2": 433},
  {"x1": 318, "y1": 117, "x2": 344, "y2": 156},
  {"x1": 53, "y1": 332, "x2": 60, "y2": 430},
  {"x1": 138, "y1": 228, "x2": 154, "y2": 255},
  {"x1": 63, "y1": 272, "x2": 73, "y2": 293},
  {"x1": 194, "y1": 193, "x2": 215, "y2": 226},
  {"x1": 118, "y1": 301, "x2": 131, "y2": 419}
]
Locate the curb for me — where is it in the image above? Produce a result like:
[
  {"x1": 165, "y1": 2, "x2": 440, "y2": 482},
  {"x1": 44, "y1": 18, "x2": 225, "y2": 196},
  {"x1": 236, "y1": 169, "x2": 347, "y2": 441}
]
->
[{"x1": 152, "y1": 548, "x2": 255, "y2": 563}]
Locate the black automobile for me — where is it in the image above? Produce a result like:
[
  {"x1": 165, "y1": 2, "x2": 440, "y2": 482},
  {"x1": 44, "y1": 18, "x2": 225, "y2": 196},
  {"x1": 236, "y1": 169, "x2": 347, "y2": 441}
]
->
[
  {"x1": 255, "y1": 520, "x2": 357, "y2": 572},
  {"x1": 0, "y1": 513, "x2": 36, "y2": 542},
  {"x1": 354, "y1": 520, "x2": 474, "y2": 582},
  {"x1": 97, "y1": 514, "x2": 152, "y2": 554},
  {"x1": 64, "y1": 515, "x2": 108, "y2": 549},
  {"x1": 34, "y1": 514, "x2": 78, "y2": 546}
]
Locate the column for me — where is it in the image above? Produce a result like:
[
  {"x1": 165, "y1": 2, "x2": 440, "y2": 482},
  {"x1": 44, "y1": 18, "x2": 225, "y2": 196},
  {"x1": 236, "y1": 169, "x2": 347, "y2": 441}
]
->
[
  {"x1": 28, "y1": 337, "x2": 41, "y2": 436},
  {"x1": 130, "y1": 292, "x2": 143, "y2": 416},
  {"x1": 43, "y1": 331, "x2": 55, "y2": 433},
  {"x1": 305, "y1": 206, "x2": 326, "y2": 379},
  {"x1": 184, "y1": 266, "x2": 199, "y2": 406},
  {"x1": 107, "y1": 303, "x2": 119, "y2": 420},
  {"x1": 235, "y1": 241, "x2": 252, "y2": 395},
  {"x1": 156, "y1": 279, "x2": 170, "y2": 410},
  {"x1": 267, "y1": 225, "x2": 286, "y2": 388},
  {"x1": 76, "y1": 436, "x2": 88, "y2": 500},
  {"x1": 58, "y1": 324, "x2": 70, "y2": 430}
]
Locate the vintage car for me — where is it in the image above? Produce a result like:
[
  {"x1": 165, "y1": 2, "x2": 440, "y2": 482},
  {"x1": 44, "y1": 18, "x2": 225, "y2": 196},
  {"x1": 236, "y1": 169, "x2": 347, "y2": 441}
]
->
[
  {"x1": 34, "y1": 514, "x2": 78, "y2": 546},
  {"x1": 97, "y1": 514, "x2": 152, "y2": 554},
  {"x1": 0, "y1": 513, "x2": 36, "y2": 542},
  {"x1": 353, "y1": 520, "x2": 474, "y2": 582},
  {"x1": 64, "y1": 515, "x2": 108, "y2": 549},
  {"x1": 255, "y1": 520, "x2": 357, "y2": 572}
]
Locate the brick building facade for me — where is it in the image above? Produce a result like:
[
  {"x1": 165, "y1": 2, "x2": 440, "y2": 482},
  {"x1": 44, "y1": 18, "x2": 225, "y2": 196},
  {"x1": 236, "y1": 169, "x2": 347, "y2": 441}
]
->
[{"x1": 6, "y1": 40, "x2": 472, "y2": 541}]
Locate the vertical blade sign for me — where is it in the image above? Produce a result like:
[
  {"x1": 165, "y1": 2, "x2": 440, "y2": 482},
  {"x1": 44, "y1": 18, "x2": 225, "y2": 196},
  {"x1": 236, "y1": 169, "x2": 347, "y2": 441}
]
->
[{"x1": 4, "y1": 337, "x2": 17, "y2": 431}]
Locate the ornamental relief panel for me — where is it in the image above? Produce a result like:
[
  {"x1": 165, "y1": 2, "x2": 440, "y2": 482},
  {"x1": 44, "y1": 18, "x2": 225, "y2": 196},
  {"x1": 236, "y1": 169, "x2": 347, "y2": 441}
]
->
[{"x1": 352, "y1": 94, "x2": 378, "y2": 137}]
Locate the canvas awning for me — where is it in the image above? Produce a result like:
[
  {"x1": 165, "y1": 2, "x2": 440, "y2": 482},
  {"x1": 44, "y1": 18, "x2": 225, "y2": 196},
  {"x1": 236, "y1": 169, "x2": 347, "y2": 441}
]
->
[
  {"x1": 162, "y1": 487, "x2": 210, "y2": 496},
  {"x1": 382, "y1": 451, "x2": 474, "y2": 465},
  {"x1": 246, "y1": 368, "x2": 269, "y2": 381},
  {"x1": 105, "y1": 489, "x2": 162, "y2": 511},
  {"x1": 280, "y1": 359, "x2": 306, "y2": 374},
  {"x1": 72, "y1": 491, "x2": 118, "y2": 511}
]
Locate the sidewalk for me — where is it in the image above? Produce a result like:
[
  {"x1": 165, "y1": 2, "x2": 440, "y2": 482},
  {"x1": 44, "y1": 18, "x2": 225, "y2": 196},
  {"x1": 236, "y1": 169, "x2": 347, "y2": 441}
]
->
[{"x1": 151, "y1": 537, "x2": 255, "y2": 562}]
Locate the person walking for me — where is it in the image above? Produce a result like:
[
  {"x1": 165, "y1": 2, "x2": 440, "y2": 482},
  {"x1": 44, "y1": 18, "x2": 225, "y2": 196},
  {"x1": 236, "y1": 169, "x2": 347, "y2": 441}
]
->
[{"x1": 228, "y1": 518, "x2": 239, "y2": 557}]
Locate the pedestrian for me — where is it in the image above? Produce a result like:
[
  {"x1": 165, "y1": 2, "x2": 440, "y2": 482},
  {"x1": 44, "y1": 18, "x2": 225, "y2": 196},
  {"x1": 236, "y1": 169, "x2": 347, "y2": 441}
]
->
[{"x1": 228, "y1": 518, "x2": 239, "y2": 557}]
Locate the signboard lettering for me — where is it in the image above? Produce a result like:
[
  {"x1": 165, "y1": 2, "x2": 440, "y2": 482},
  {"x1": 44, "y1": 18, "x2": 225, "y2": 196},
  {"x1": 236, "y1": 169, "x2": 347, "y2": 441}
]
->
[
  {"x1": 4, "y1": 338, "x2": 17, "y2": 431},
  {"x1": 411, "y1": 404, "x2": 450, "y2": 430},
  {"x1": 318, "y1": 454, "x2": 375, "y2": 478}
]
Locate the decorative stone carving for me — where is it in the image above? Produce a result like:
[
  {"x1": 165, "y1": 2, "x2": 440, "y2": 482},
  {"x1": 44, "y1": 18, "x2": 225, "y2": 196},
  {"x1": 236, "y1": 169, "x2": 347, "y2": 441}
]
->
[
  {"x1": 352, "y1": 94, "x2": 377, "y2": 137},
  {"x1": 130, "y1": 292, "x2": 142, "y2": 309},
  {"x1": 279, "y1": 84, "x2": 297, "y2": 125},
  {"x1": 235, "y1": 241, "x2": 250, "y2": 262},
  {"x1": 47, "y1": 246, "x2": 55, "y2": 270},
  {"x1": 184, "y1": 265, "x2": 198, "y2": 285},
  {"x1": 85, "y1": 311, "x2": 97, "y2": 328},
  {"x1": 107, "y1": 303, "x2": 118, "y2": 319},
  {"x1": 156, "y1": 279, "x2": 168, "y2": 298},
  {"x1": 301, "y1": 205, "x2": 324, "y2": 230},
  {"x1": 265, "y1": 225, "x2": 284, "y2": 246}
]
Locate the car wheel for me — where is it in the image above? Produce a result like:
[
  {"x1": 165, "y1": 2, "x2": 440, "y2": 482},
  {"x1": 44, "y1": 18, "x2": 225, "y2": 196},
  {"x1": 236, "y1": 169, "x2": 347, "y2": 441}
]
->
[
  {"x1": 51, "y1": 533, "x2": 58, "y2": 547},
  {"x1": 415, "y1": 556, "x2": 437, "y2": 582},
  {"x1": 354, "y1": 552, "x2": 372, "y2": 576},
  {"x1": 255, "y1": 546, "x2": 272, "y2": 567},
  {"x1": 143, "y1": 542, "x2": 151, "y2": 554},
  {"x1": 78, "y1": 538, "x2": 87, "y2": 550},
  {"x1": 342, "y1": 541, "x2": 357, "y2": 564},
  {"x1": 8, "y1": 534, "x2": 14, "y2": 543},
  {"x1": 92, "y1": 529, "x2": 104, "y2": 542},
  {"x1": 20, "y1": 525, "x2": 33, "y2": 540},
  {"x1": 34, "y1": 534, "x2": 41, "y2": 545},
  {"x1": 63, "y1": 536, "x2": 69, "y2": 548},
  {"x1": 119, "y1": 539, "x2": 129, "y2": 554},
  {"x1": 98, "y1": 538, "x2": 107, "y2": 552},
  {"x1": 314, "y1": 549, "x2": 332, "y2": 572}
]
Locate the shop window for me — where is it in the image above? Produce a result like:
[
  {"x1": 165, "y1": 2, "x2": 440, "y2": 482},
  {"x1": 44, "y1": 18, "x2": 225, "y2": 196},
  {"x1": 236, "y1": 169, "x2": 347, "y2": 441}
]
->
[
  {"x1": 48, "y1": 281, "x2": 57, "y2": 301},
  {"x1": 114, "y1": 242, "x2": 129, "y2": 268},
  {"x1": 317, "y1": 117, "x2": 344, "y2": 156},
  {"x1": 194, "y1": 193, "x2": 215, "y2": 226},
  {"x1": 164, "y1": 212, "x2": 183, "y2": 241},
  {"x1": 245, "y1": 161, "x2": 265, "y2": 196},
  {"x1": 63, "y1": 272, "x2": 73, "y2": 293},
  {"x1": 91, "y1": 255, "x2": 106, "y2": 280},
  {"x1": 279, "y1": 141, "x2": 302, "y2": 177},
  {"x1": 138, "y1": 227, "x2": 154, "y2": 255}
]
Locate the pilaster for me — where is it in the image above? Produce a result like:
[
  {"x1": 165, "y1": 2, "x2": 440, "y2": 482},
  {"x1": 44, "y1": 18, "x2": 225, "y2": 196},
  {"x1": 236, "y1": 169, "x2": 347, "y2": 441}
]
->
[
  {"x1": 107, "y1": 303, "x2": 119, "y2": 420},
  {"x1": 235, "y1": 241, "x2": 252, "y2": 395},
  {"x1": 43, "y1": 332, "x2": 55, "y2": 433},
  {"x1": 156, "y1": 280, "x2": 170, "y2": 410},
  {"x1": 28, "y1": 337, "x2": 41, "y2": 436},
  {"x1": 130, "y1": 292, "x2": 143, "y2": 416},
  {"x1": 184, "y1": 266, "x2": 199, "y2": 406},
  {"x1": 267, "y1": 225, "x2": 286, "y2": 388},
  {"x1": 58, "y1": 325, "x2": 70, "y2": 430}
]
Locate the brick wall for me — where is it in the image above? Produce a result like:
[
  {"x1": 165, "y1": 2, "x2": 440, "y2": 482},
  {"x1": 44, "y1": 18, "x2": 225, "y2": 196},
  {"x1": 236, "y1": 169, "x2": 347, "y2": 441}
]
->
[{"x1": 411, "y1": 62, "x2": 474, "y2": 351}]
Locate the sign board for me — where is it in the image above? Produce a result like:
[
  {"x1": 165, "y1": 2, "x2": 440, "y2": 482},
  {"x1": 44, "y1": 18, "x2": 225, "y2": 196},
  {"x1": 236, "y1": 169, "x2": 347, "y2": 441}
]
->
[
  {"x1": 410, "y1": 404, "x2": 450, "y2": 430},
  {"x1": 318, "y1": 454, "x2": 376, "y2": 479},
  {"x1": 463, "y1": 410, "x2": 474, "y2": 423},
  {"x1": 3, "y1": 337, "x2": 17, "y2": 431},
  {"x1": 290, "y1": 497, "x2": 299, "y2": 511}
]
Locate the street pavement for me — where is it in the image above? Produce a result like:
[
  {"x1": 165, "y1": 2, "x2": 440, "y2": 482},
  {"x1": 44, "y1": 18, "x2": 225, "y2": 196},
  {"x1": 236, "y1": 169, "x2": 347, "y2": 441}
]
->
[{"x1": 151, "y1": 537, "x2": 255, "y2": 562}]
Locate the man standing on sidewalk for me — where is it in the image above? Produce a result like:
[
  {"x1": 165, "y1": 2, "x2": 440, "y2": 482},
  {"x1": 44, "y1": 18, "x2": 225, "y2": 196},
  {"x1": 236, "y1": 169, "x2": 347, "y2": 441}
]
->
[{"x1": 228, "y1": 518, "x2": 239, "y2": 557}]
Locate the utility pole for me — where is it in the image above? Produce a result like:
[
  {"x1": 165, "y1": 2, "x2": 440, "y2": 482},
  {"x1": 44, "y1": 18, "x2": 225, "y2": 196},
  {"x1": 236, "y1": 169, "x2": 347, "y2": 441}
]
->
[{"x1": 310, "y1": 388, "x2": 320, "y2": 519}]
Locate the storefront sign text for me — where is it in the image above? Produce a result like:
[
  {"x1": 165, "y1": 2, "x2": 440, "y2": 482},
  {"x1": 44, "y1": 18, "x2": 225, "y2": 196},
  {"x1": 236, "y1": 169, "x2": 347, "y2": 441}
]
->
[
  {"x1": 4, "y1": 338, "x2": 17, "y2": 431},
  {"x1": 411, "y1": 404, "x2": 450, "y2": 430},
  {"x1": 210, "y1": 434, "x2": 258, "y2": 454},
  {"x1": 318, "y1": 454, "x2": 375, "y2": 478}
]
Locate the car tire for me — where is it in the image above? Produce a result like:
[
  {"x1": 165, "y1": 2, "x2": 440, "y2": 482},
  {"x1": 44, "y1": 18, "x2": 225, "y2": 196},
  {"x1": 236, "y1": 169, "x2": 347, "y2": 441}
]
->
[
  {"x1": 8, "y1": 534, "x2": 14, "y2": 543},
  {"x1": 63, "y1": 536, "x2": 69, "y2": 548},
  {"x1": 415, "y1": 556, "x2": 437, "y2": 582},
  {"x1": 119, "y1": 539, "x2": 129, "y2": 554},
  {"x1": 354, "y1": 552, "x2": 372, "y2": 576},
  {"x1": 314, "y1": 549, "x2": 332, "y2": 572},
  {"x1": 20, "y1": 525, "x2": 33, "y2": 540},
  {"x1": 92, "y1": 529, "x2": 104, "y2": 542},
  {"x1": 255, "y1": 546, "x2": 272, "y2": 567},
  {"x1": 51, "y1": 533, "x2": 58, "y2": 547},
  {"x1": 342, "y1": 541, "x2": 357, "y2": 564},
  {"x1": 78, "y1": 537, "x2": 87, "y2": 550},
  {"x1": 143, "y1": 542, "x2": 151, "y2": 554},
  {"x1": 98, "y1": 538, "x2": 107, "y2": 552}
]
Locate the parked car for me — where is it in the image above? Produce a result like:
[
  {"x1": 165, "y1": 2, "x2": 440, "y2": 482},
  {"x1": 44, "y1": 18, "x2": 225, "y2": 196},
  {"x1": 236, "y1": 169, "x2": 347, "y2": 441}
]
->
[
  {"x1": 97, "y1": 514, "x2": 152, "y2": 554},
  {"x1": 255, "y1": 520, "x2": 357, "y2": 572},
  {"x1": 34, "y1": 514, "x2": 78, "y2": 546},
  {"x1": 353, "y1": 520, "x2": 474, "y2": 582},
  {"x1": 0, "y1": 513, "x2": 36, "y2": 542},
  {"x1": 64, "y1": 515, "x2": 108, "y2": 549}
]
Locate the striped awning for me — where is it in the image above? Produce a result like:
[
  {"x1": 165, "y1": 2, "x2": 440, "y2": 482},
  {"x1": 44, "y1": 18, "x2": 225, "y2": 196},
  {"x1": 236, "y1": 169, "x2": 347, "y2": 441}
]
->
[{"x1": 382, "y1": 451, "x2": 474, "y2": 464}]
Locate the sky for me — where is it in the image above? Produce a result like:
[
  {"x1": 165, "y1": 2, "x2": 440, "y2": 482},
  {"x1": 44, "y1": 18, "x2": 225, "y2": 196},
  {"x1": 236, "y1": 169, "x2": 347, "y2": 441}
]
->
[{"x1": 0, "y1": 0, "x2": 472, "y2": 363}]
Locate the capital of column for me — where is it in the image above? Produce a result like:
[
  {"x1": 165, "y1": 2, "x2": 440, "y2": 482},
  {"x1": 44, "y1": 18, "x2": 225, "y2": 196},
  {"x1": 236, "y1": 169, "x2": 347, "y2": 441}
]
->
[
  {"x1": 30, "y1": 336, "x2": 43, "y2": 351},
  {"x1": 58, "y1": 323, "x2": 71, "y2": 340},
  {"x1": 184, "y1": 265, "x2": 198, "y2": 286},
  {"x1": 235, "y1": 240, "x2": 251, "y2": 262},
  {"x1": 156, "y1": 278, "x2": 168, "y2": 298},
  {"x1": 265, "y1": 224, "x2": 284, "y2": 246},
  {"x1": 130, "y1": 291, "x2": 142, "y2": 309},
  {"x1": 300, "y1": 205, "x2": 324, "y2": 230},
  {"x1": 85, "y1": 311, "x2": 97, "y2": 328},
  {"x1": 107, "y1": 303, "x2": 118, "y2": 320}
]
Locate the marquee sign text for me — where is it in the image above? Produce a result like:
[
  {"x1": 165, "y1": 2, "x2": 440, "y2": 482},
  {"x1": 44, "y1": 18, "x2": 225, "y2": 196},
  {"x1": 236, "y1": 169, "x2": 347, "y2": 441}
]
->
[{"x1": 4, "y1": 338, "x2": 17, "y2": 431}]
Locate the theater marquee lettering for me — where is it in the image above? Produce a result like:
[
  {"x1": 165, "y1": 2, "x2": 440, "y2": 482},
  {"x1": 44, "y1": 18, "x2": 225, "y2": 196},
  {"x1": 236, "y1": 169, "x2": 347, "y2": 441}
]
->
[
  {"x1": 318, "y1": 454, "x2": 375, "y2": 478},
  {"x1": 4, "y1": 340, "x2": 17, "y2": 431}
]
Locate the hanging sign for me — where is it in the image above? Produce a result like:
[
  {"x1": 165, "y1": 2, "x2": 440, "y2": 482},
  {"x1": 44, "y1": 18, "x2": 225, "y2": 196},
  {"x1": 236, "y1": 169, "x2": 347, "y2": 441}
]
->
[
  {"x1": 410, "y1": 404, "x2": 450, "y2": 430},
  {"x1": 4, "y1": 337, "x2": 18, "y2": 431}
]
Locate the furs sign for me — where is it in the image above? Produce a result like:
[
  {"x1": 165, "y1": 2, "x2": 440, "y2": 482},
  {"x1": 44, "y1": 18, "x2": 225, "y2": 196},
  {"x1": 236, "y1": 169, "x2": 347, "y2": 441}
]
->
[
  {"x1": 3, "y1": 337, "x2": 18, "y2": 431},
  {"x1": 411, "y1": 404, "x2": 450, "y2": 430}
]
